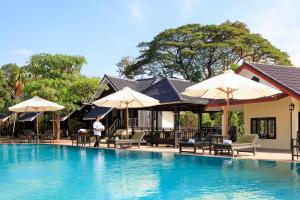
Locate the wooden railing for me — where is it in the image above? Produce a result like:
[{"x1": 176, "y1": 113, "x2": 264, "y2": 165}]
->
[
  {"x1": 107, "y1": 118, "x2": 119, "y2": 139},
  {"x1": 139, "y1": 127, "x2": 221, "y2": 147},
  {"x1": 129, "y1": 118, "x2": 138, "y2": 127}
]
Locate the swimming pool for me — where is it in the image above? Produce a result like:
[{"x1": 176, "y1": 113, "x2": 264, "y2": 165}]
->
[{"x1": 0, "y1": 144, "x2": 300, "y2": 200}]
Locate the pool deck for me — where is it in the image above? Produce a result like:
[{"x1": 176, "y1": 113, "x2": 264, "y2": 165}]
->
[{"x1": 0, "y1": 138, "x2": 297, "y2": 162}]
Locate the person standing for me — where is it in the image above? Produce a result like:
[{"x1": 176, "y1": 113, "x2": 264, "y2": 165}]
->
[{"x1": 93, "y1": 115, "x2": 104, "y2": 147}]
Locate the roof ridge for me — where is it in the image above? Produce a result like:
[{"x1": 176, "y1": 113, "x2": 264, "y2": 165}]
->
[
  {"x1": 244, "y1": 62, "x2": 300, "y2": 97},
  {"x1": 166, "y1": 77, "x2": 193, "y2": 83},
  {"x1": 165, "y1": 78, "x2": 184, "y2": 101},
  {"x1": 136, "y1": 77, "x2": 160, "y2": 81},
  {"x1": 245, "y1": 61, "x2": 296, "y2": 68},
  {"x1": 105, "y1": 74, "x2": 136, "y2": 82}
]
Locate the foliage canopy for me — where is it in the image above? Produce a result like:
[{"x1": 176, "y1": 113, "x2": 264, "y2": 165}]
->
[{"x1": 119, "y1": 21, "x2": 291, "y2": 81}]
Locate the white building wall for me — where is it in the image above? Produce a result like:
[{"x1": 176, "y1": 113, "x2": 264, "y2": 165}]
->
[
  {"x1": 238, "y1": 69, "x2": 277, "y2": 89},
  {"x1": 240, "y1": 68, "x2": 299, "y2": 150},
  {"x1": 162, "y1": 111, "x2": 174, "y2": 128}
]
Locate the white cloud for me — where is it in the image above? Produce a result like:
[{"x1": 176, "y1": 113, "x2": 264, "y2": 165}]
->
[
  {"x1": 14, "y1": 48, "x2": 33, "y2": 57},
  {"x1": 247, "y1": 0, "x2": 300, "y2": 66},
  {"x1": 126, "y1": 0, "x2": 144, "y2": 24}
]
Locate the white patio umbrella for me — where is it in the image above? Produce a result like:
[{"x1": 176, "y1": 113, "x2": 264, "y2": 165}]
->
[
  {"x1": 182, "y1": 70, "x2": 281, "y2": 135},
  {"x1": 93, "y1": 87, "x2": 160, "y2": 135},
  {"x1": 9, "y1": 96, "x2": 64, "y2": 142}
]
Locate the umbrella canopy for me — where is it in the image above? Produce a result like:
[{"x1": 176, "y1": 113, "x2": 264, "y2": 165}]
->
[
  {"x1": 182, "y1": 70, "x2": 281, "y2": 135},
  {"x1": 93, "y1": 87, "x2": 160, "y2": 109},
  {"x1": 9, "y1": 96, "x2": 64, "y2": 142},
  {"x1": 93, "y1": 87, "x2": 160, "y2": 134},
  {"x1": 9, "y1": 96, "x2": 64, "y2": 113}
]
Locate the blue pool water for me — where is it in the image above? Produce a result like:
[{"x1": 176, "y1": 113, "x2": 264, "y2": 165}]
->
[{"x1": 1, "y1": 144, "x2": 300, "y2": 200}]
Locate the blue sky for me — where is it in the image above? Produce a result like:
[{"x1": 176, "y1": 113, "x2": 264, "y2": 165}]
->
[{"x1": 1, "y1": 0, "x2": 300, "y2": 77}]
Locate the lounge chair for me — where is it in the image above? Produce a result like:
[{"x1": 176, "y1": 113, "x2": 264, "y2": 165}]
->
[
  {"x1": 107, "y1": 131, "x2": 146, "y2": 148},
  {"x1": 214, "y1": 134, "x2": 259, "y2": 157},
  {"x1": 179, "y1": 134, "x2": 224, "y2": 154}
]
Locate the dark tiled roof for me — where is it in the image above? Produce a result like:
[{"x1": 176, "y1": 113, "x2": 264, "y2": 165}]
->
[
  {"x1": 83, "y1": 106, "x2": 112, "y2": 120},
  {"x1": 136, "y1": 77, "x2": 161, "y2": 92},
  {"x1": 142, "y1": 79, "x2": 183, "y2": 103},
  {"x1": 104, "y1": 75, "x2": 208, "y2": 104},
  {"x1": 50, "y1": 105, "x2": 87, "y2": 122},
  {"x1": 168, "y1": 79, "x2": 208, "y2": 103},
  {"x1": 105, "y1": 75, "x2": 137, "y2": 91},
  {"x1": 18, "y1": 112, "x2": 42, "y2": 122},
  {"x1": 0, "y1": 114, "x2": 11, "y2": 122},
  {"x1": 243, "y1": 62, "x2": 300, "y2": 97}
]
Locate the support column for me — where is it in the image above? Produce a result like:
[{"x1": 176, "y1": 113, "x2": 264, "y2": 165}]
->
[
  {"x1": 150, "y1": 109, "x2": 154, "y2": 134},
  {"x1": 155, "y1": 110, "x2": 159, "y2": 133},
  {"x1": 56, "y1": 112, "x2": 60, "y2": 140},
  {"x1": 198, "y1": 111, "x2": 202, "y2": 138},
  {"x1": 131, "y1": 109, "x2": 134, "y2": 134},
  {"x1": 174, "y1": 107, "x2": 180, "y2": 130},
  {"x1": 174, "y1": 105, "x2": 180, "y2": 147},
  {"x1": 52, "y1": 113, "x2": 55, "y2": 138},
  {"x1": 291, "y1": 97, "x2": 299, "y2": 150},
  {"x1": 221, "y1": 106, "x2": 226, "y2": 136}
]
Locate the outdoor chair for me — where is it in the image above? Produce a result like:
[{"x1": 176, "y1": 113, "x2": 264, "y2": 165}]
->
[
  {"x1": 107, "y1": 131, "x2": 146, "y2": 148},
  {"x1": 74, "y1": 129, "x2": 91, "y2": 147},
  {"x1": 214, "y1": 134, "x2": 259, "y2": 157},
  {"x1": 228, "y1": 125, "x2": 237, "y2": 142},
  {"x1": 40, "y1": 130, "x2": 54, "y2": 144},
  {"x1": 178, "y1": 133, "x2": 224, "y2": 154},
  {"x1": 19, "y1": 129, "x2": 35, "y2": 143}
]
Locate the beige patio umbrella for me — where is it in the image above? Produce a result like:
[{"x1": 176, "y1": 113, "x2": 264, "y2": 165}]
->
[
  {"x1": 93, "y1": 87, "x2": 160, "y2": 135},
  {"x1": 9, "y1": 96, "x2": 64, "y2": 142},
  {"x1": 182, "y1": 70, "x2": 281, "y2": 136}
]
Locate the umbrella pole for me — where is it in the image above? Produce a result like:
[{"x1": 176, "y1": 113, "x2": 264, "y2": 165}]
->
[
  {"x1": 12, "y1": 113, "x2": 17, "y2": 137},
  {"x1": 225, "y1": 92, "x2": 230, "y2": 136},
  {"x1": 36, "y1": 112, "x2": 39, "y2": 143},
  {"x1": 126, "y1": 103, "x2": 129, "y2": 136}
]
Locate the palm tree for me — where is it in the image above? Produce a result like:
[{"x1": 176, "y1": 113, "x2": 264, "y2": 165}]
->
[{"x1": 14, "y1": 68, "x2": 26, "y2": 97}]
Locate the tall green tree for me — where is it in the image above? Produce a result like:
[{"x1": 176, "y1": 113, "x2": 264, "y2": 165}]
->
[
  {"x1": 119, "y1": 21, "x2": 291, "y2": 81},
  {"x1": 116, "y1": 56, "x2": 139, "y2": 79},
  {"x1": 27, "y1": 53, "x2": 87, "y2": 79},
  {"x1": 0, "y1": 70, "x2": 11, "y2": 110},
  {"x1": 23, "y1": 75, "x2": 102, "y2": 112},
  {"x1": 1, "y1": 63, "x2": 19, "y2": 95},
  {"x1": 22, "y1": 53, "x2": 102, "y2": 112}
]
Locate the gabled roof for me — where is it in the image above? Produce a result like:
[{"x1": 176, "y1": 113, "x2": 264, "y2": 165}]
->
[
  {"x1": 103, "y1": 75, "x2": 137, "y2": 91},
  {"x1": 0, "y1": 114, "x2": 11, "y2": 122},
  {"x1": 237, "y1": 62, "x2": 300, "y2": 99},
  {"x1": 18, "y1": 112, "x2": 42, "y2": 122},
  {"x1": 102, "y1": 75, "x2": 208, "y2": 105},
  {"x1": 83, "y1": 106, "x2": 112, "y2": 120},
  {"x1": 49, "y1": 105, "x2": 88, "y2": 122}
]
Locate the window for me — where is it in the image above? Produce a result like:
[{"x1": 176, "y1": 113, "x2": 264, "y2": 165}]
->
[
  {"x1": 251, "y1": 76, "x2": 260, "y2": 82},
  {"x1": 251, "y1": 117, "x2": 276, "y2": 139}
]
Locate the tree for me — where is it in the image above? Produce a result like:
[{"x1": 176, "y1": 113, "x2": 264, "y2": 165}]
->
[
  {"x1": 1, "y1": 63, "x2": 19, "y2": 96},
  {"x1": 27, "y1": 53, "x2": 87, "y2": 79},
  {"x1": 0, "y1": 70, "x2": 11, "y2": 110},
  {"x1": 14, "y1": 67, "x2": 27, "y2": 97},
  {"x1": 116, "y1": 56, "x2": 140, "y2": 79},
  {"x1": 23, "y1": 74, "x2": 102, "y2": 112},
  {"x1": 119, "y1": 21, "x2": 291, "y2": 81},
  {"x1": 180, "y1": 111, "x2": 198, "y2": 128}
]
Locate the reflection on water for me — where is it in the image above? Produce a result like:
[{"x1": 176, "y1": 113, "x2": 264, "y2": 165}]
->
[{"x1": 1, "y1": 144, "x2": 300, "y2": 200}]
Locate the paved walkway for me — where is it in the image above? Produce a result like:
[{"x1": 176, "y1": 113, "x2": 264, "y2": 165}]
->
[
  {"x1": 0, "y1": 138, "x2": 297, "y2": 162},
  {"x1": 55, "y1": 140, "x2": 296, "y2": 162}
]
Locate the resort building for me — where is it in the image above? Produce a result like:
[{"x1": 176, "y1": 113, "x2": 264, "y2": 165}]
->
[
  {"x1": 210, "y1": 62, "x2": 300, "y2": 150},
  {"x1": 83, "y1": 74, "x2": 209, "y2": 145}
]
